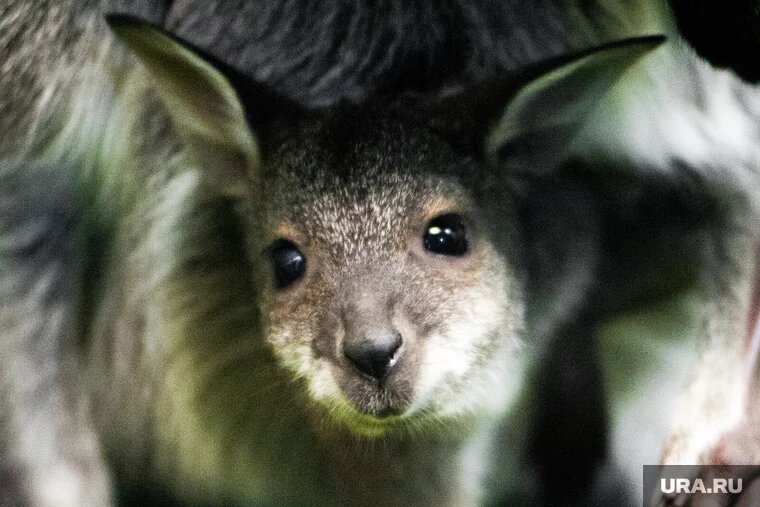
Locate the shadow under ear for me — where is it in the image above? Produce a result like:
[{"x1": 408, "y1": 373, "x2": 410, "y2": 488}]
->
[{"x1": 527, "y1": 317, "x2": 614, "y2": 507}]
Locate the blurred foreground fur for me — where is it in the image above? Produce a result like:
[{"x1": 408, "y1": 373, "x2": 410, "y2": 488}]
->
[{"x1": 2, "y1": 1, "x2": 760, "y2": 506}]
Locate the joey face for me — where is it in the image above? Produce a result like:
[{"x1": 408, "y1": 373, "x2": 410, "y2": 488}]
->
[
  {"x1": 258, "y1": 111, "x2": 525, "y2": 434},
  {"x1": 109, "y1": 19, "x2": 662, "y2": 437}
]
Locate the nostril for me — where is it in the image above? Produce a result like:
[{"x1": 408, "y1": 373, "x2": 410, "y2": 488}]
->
[{"x1": 343, "y1": 331, "x2": 402, "y2": 380}]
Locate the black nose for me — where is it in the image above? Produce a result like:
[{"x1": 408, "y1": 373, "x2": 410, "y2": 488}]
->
[{"x1": 343, "y1": 331, "x2": 402, "y2": 380}]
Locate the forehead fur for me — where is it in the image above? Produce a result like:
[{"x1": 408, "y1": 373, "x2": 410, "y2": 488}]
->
[
  {"x1": 259, "y1": 103, "x2": 478, "y2": 249},
  {"x1": 265, "y1": 101, "x2": 477, "y2": 180}
]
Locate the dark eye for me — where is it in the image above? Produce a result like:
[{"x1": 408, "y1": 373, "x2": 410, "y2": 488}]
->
[
  {"x1": 266, "y1": 239, "x2": 306, "y2": 289},
  {"x1": 423, "y1": 213, "x2": 469, "y2": 256}
]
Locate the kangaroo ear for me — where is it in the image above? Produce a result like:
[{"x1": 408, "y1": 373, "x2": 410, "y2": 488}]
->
[
  {"x1": 432, "y1": 35, "x2": 665, "y2": 173},
  {"x1": 107, "y1": 16, "x2": 267, "y2": 194},
  {"x1": 487, "y1": 36, "x2": 665, "y2": 171}
]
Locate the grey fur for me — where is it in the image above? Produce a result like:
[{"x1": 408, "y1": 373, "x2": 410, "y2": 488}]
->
[
  {"x1": 111, "y1": 0, "x2": 575, "y2": 104},
  {"x1": 0, "y1": 158, "x2": 113, "y2": 506}
]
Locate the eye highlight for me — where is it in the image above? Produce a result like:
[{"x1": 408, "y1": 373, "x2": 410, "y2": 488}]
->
[
  {"x1": 266, "y1": 239, "x2": 306, "y2": 289},
  {"x1": 423, "y1": 213, "x2": 469, "y2": 256}
]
